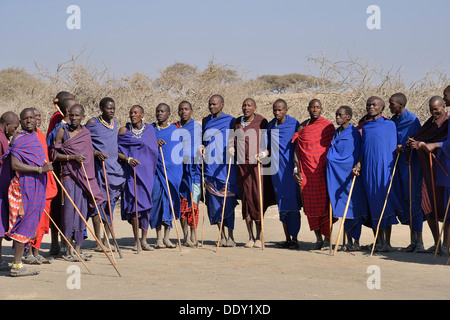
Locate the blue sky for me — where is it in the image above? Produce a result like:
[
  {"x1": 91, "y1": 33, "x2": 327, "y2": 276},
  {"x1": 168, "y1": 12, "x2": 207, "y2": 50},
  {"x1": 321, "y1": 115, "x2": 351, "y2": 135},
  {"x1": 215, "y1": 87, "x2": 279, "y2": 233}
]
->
[{"x1": 0, "y1": 0, "x2": 449, "y2": 83}]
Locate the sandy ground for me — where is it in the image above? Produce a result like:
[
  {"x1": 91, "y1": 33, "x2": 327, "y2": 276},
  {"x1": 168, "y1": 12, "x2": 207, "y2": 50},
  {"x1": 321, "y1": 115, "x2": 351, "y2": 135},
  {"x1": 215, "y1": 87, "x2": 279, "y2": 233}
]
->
[{"x1": 0, "y1": 201, "x2": 449, "y2": 301}]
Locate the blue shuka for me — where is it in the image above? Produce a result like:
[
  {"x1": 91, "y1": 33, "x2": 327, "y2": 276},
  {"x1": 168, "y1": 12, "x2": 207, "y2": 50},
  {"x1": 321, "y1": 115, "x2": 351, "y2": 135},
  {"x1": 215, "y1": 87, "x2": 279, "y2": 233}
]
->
[
  {"x1": 266, "y1": 115, "x2": 302, "y2": 237},
  {"x1": 436, "y1": 119, "x2": 450, "y2": 223},
  {"x1": 361, "y1": 116, "x2": 399, "y2": 230},
  {"x1": 202, "y1": 113, "x2": 239, "y2": 229},
  {"x1": 175, "y1": 119, "x2": 202, "y2": 207},
  {"x1": 149, "y1": 123, "x2": 183, "y2": 229},
  {"x1": 391, "y1": 110, "x2": 424, "y2": 232},
  {"x1": 326, "y1": 124, "x2": 367, "y2": 240}
]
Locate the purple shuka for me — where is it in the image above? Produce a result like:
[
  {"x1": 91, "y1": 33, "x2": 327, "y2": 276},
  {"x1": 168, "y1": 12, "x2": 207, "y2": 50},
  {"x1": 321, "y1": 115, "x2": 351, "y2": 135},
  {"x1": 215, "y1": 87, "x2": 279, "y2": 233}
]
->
[
  {"x1": 85, "y1": 117, "x2": 125, "y2": 200},
  {"x1": 54, "y1": 125, "x2": 105, "y2": 210},
  {"x1": 2, "y1": 131, "x2": 47, "y2": 241},
  {"x1": 118, "y1": 123, "x2": 158, "y2": 230}
]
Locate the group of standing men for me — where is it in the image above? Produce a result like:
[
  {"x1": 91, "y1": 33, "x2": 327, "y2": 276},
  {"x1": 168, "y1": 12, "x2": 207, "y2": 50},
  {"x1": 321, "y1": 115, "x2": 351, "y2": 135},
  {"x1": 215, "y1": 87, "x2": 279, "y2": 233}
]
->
[{"x1": 0, "y1": 86, "x2": 449, "y2": 277}]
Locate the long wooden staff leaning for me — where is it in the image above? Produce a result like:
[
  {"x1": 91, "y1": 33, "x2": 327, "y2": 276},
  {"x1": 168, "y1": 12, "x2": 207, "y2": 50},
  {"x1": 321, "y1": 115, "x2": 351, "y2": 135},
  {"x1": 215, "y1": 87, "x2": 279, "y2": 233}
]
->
[
  {"x1": 102, "y1": 161, "x2": 122, "y2": 258},
  {"x1": 80, "y1": 163, "x2": 116, "y2": 263},
  {"x1": 159, "y1": 146, "x2": 182, "y2": 252},
  {"x1": 53, "y1": 98, "x2": 64, "y2": 116},
  {"x1": 257, "y1": 158, "x2": 265, "y2": 250},
  {"x1": 44, "y1": 209, "x2": 92, "y2": 274},
  {"x1": 215, "y1": 156, "x2": 233, "y2": 253},
  {"x1": 434, "y1": 196, "x2": 450, "y2": 262},
  {"x1": 201, "y1": 150, "x2": 207, "y2": 247},
  {"x1": 51, "y1": 171, "x2": 122, "y2": 277},
  {"x1": 190, "y1": 191, "x2": 198, "y2": 247},
  {"x1": 408, "y1": 155, "x2": 413, "y2": 232},
  {"x1": 333, "y1": 174, "x2": 357, "y2": 256},
  {"x1": 371, "y1": 152, "x2": 400, "y2": 257},
  {"x1": 133, "y1": 166, "x2": 140, "y2": 254}
]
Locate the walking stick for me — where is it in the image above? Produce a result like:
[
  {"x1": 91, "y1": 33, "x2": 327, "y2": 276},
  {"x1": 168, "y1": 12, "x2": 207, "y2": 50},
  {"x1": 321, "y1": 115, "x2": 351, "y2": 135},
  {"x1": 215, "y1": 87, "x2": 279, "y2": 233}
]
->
[
  {"x1": 201, "y1": 155, "x2": 206, "y2": 247},
  {"x1": 159, "y1": 146, "x2": 182, "y2": 252},
  {"x1": 51, "y1": 171, "x2": 122, "y2": 277},
  {"x1": 190, "y1": 192, "x2": 198, "y2": 247},
  {"x1": 44, "y1": 209, "x2": 92, "y2": 274},
  {"x1": 333, "y1": 175, "x2": 357, "y2": 256},
  {"x1": 429, "y1": 152, "x2": 440, "y2": 247},
  {"x1": 102, "y1": 161, "x2": 122, "y2": 258},
  {"x1": 409, "y1": 160, "x2": 413, "y2": 232},
  {"x1": 133, "y1": 167, "x2": 140, "y2": 254},
  {"x1": 81, "y1": 163, "x2": 116, "y2": 263},
  {"x1": 371, "y1": 152, "x2": 400, "y2": 257},
  {"x1": 257, "y1": 159, "x2": 265, "y2": 250},
  {"x1": 434, "y1": 196, "x2": 450, "y2": 262},
  {"x1": 215, "y1": 157, "x2": 233, "y2": 253},
  {"x1": 329, "y1": 201, "x2": 333, "y2": 255}
]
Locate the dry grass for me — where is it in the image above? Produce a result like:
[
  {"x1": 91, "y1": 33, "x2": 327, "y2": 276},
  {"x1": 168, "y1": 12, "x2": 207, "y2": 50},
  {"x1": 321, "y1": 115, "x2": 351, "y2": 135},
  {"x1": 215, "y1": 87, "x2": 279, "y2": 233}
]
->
[{"x1": 0, "y1": 51, "x2": 448, "y2": 130}]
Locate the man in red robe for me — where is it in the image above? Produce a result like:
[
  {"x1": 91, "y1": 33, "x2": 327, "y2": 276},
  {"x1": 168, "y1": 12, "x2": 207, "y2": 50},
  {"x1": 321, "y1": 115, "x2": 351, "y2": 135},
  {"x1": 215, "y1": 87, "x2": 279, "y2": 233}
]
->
[{"x1": 293, "y1": 99, "x2": 335, "y2": 250}]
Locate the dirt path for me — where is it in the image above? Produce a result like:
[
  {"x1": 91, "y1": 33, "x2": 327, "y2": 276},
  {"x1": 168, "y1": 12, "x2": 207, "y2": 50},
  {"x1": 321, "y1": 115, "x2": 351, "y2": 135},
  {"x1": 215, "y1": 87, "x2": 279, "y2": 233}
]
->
[{"x1": 0, "y1": 203, "x2": 449, "y2": 300}]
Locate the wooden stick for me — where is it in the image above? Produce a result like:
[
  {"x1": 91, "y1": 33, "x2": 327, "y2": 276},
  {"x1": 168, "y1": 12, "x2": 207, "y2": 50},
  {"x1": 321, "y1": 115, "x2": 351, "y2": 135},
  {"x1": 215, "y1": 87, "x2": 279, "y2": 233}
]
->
[
  {"x1": 190, "y1": 191, "x2": 198, "y2": 247},
  {"x1": 100, "y1": 206, "x2": 122, "y2": 259},
  {"x1": 44, "y1": 209, "x2": 92, "y2": 274},
  {"x1": 257, "y1": 159, "x2": 265, "y2": 250},
  {"x1": 329, "y1": 201, "x2": 333, "y2": 255},
  {"x1": 159, "y1": 146, "x2": 182, "y2": 252},
  {"x1": 51, "y1": 171, "x2": 122, "y2": 277},
  {"x1": 371, "y1": 152, "x2": 400, "y2": 257},
  {"x1": 215, "y1": 157, "x2": 233, "y2": 253},
  {"x1": 53, "y1": 101, "x2": 64, "y2": 117},
  {"x1": 133, "y1": 167, "x2": 140, "y2": 254},
  {"x1": 81, "y1": 163, "x2": 116, "y2": 264},
  {"x1": 434, "y1": 196, "x2": 450, "y2": 262},
  {"x1": 333, "y1": 175, "x2": 356, "y2": 256},
  {"x1": 409, "y1": 161, "x2": 413, "y2": 231},
  {"x1": 201, "y1": 156, "x2": 207, "y2": 247},
  {"x1": 420, "y1": 145, "x2": 448, "y2": 176},
  {"x1": 102, "y1": 161, "x2": 122, "y2": 258}
]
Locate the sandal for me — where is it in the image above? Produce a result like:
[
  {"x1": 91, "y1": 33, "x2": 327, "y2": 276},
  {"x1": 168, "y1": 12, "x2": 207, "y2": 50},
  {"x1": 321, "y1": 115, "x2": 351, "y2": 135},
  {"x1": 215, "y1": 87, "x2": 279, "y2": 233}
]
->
[
  {"x1": 35, "y1": 255, "x2": 54, "y2": 264},
  {"x1": 10, "y1": 266, "x2": 39, "y2": 277},
  {"x1": 141, "y1": 242, "x2": 154, "y2": 251},
  {"x1": 22, "y1": 255, "x2": 41, "y2": 265},
  {"x1": 154, "y1": 240, "x2": 166, "y2": 249},
  {"x1": 163, "y1": 239, "x2": 177, "y2": 249}
]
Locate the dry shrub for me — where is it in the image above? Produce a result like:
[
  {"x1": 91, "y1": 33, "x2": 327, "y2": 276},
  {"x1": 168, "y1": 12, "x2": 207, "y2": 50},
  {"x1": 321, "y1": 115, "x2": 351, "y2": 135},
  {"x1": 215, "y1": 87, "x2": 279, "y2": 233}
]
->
[{"x1": 0, "y1": 50, "x2": 448, "y2": 131}]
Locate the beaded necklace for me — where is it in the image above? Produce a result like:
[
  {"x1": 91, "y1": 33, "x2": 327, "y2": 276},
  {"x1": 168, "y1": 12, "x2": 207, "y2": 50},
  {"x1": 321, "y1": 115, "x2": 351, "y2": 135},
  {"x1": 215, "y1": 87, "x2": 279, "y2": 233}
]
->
[
  {"x1": 98, "y1": 116, "x2": 114, "y2": 130},
  {"x1": 156, "y1": 122, "x2": 169, "y2": 131},
  {"x1": 128, "y1": 122, "x2": 145, "y2": 139},
  {"x1": 240, "y1": 116, "x2": 253, "y2": 128}
]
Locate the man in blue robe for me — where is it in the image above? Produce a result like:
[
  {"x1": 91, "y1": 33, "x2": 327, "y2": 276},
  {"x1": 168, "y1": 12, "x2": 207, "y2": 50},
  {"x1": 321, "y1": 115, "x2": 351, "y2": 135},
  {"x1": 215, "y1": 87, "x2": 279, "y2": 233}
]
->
[
  {"x1": 150, "y1": 103, "x2": 183, "y2": 249},
  {"x1": 202, "y1": 95, "x2": 239, "y2": 247},
  {"x1": 326, "y1": 106, "x2": 367, "y2": 251},
  {"x1": 358, "y1": 96, "x2": 399, "y2": 252},
  {"x1": 424, "y1": 87, "x2": 450, "y2": 253},
  {"x1": 389, "y1": 93, "x2": 425, "y2": 252},
  {"x1": 267, "y1": 99, "x2": 302, "y2": 249}
]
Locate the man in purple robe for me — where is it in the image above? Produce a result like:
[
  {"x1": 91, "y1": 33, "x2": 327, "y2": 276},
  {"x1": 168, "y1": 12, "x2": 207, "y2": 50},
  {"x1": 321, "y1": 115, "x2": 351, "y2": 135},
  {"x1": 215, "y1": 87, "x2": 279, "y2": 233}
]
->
[
  {"x1": 86, "y1": 97, "x2": 125, "y2": 250},
  {"x1": 118, "y1": 105, "x2": 158, "y2": 251},
  {"x1": 2, "y1": 108, "x2": 52, "y2": 276},
  {"x1": 52, "y1": 104, "x2": 105, "y2": 261}
]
